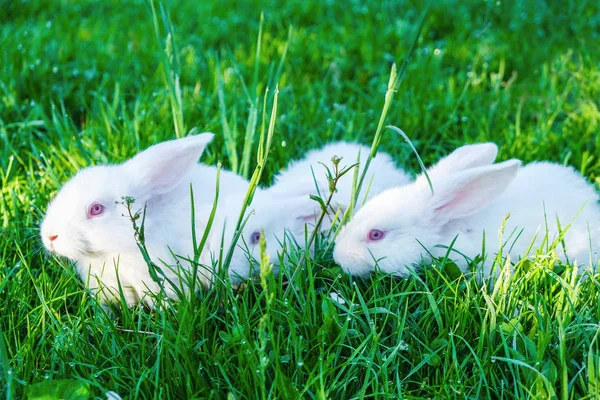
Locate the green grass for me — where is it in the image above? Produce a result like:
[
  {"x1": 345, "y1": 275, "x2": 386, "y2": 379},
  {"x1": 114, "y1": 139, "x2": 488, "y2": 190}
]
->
[{"x1": 2, "y1": 0, "x2": 600, "y2": 398}]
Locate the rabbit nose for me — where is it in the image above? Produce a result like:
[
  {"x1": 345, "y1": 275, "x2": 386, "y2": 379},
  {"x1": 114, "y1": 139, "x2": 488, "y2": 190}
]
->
[{"x1": 48, "y1": 234, "x2": 58, "y2": 242}]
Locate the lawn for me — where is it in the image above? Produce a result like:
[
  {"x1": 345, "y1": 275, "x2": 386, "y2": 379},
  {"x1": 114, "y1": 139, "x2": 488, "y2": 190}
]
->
[{"x1": 2, "y1": 0, "x2": 600, "y2": 398}]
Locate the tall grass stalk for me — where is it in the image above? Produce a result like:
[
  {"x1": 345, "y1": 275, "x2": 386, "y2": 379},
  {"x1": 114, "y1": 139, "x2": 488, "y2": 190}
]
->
[
  {"x1": 221, "y1": 86, "x2": 278, "y2": 269},
  {"x1": 191, "y1": 166, "x2": 222, "y2": 263},
  {"x1": 352, "y1": 5, "x2": 430, "y2": 205},
  {"x1": 217, "y1": 58, "x2": 239, "y2": 172},
  {"x1": 240, "y1": 13, "x2": 265, "y2": 179},
  {"x1": 149, "y1": 0, "x2": 185, "y2": 138}
]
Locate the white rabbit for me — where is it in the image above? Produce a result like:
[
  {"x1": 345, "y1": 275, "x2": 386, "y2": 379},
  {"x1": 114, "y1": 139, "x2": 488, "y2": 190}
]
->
[
  {"x1": 333, "y1": 143, "x2": 600, "y2": 278},
  {"x1": 40, "y1": 133, "x2": 250, "y2": 306},
  {"x1": 216, "y1": 141, "x2": 413, "y2": 281}
]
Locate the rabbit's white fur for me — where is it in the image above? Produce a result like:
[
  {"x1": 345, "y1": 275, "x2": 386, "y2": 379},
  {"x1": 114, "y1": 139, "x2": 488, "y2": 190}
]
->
[
  {"x1": 218, "y1": 141, "x2": 412, "y2": 279},
  {"x1": 40, "y1": 134, "x2": 250, "y2": 305},
  {"x1": 334, "y1": 144, "x2": 600, "y2": 278}
]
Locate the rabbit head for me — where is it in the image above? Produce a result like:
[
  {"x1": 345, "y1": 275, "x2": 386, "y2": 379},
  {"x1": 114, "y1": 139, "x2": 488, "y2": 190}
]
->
[
  {"x1": 226, "y1": 186, "x2": 324, "y2": 276},
  {"x1": 40, "y1": 165, "x2": 140, "y2": 261},
  {"x1": 40, "y1": 133, "x2": 215, "y2": 303}
]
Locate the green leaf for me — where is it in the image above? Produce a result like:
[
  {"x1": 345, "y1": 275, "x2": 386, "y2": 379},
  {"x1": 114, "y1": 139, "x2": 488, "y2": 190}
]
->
[
  {"x1": 25, "y1": 379, "x2": 90, "y2": 400},
  {"x1": 321, "y1": 297, "x2": 337, "y2": 330},
  {"x1": 309, "y1": 194, "x2": 326, "y2": 212},
  {"x1": 442, "y1": 261, "x2": 462, "y2": 280},
  {"x1": 541, "y1": 359, "x2": 558, "y2": 386}
]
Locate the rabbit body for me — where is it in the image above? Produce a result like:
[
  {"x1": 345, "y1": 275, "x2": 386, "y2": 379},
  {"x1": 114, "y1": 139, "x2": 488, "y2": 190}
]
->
[
  {"x1": 334, "y1": 144, "x2": 600, "y2": 278},
  {"x1": 457, "y1": 162, "x2": 600, "y2": 273}
]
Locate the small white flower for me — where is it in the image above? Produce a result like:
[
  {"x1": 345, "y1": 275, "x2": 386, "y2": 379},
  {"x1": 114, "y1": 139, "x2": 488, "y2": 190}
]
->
[
  {"x1": 329, "y1": 291, "x2": 346, "y2": 305},
  {"x1": 106, "y1": 391, "x2": 123, "y2": 400}
]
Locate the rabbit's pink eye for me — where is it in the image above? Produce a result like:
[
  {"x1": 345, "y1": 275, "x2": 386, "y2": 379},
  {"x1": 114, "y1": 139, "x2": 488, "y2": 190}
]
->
[
  {"x1": 89, "y1": 203, "x2": 104, "y2": 217},
  {"x1": 250, "y1": 231, "x2": 261, "y2": 245},
  {"x1": 367, "y1": 229, "x2": 385, "y2": 241}
]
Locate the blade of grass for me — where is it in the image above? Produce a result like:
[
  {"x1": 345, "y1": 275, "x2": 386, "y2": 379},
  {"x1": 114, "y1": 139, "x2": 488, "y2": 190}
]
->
[
  {"x1": 221, "y1": 85, "x2": 278, "y2": 269},
  {"x1": 386, "y1": 125, "x2": 433, "y2": 194}
]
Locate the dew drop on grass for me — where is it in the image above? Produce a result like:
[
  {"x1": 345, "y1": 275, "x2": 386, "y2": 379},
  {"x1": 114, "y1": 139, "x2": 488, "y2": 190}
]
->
[
  {"x1": 52, "y1": 66, "x2": 58, "y2": 73},
  {"x1": 30, "y1": 100, "x2": 36, "y2": 107},
  {"x1": 281, "y1": 141, "x2": 286, "y2": 147},
  {"x1": 297, "y1": 360, "x2": 304, "y2": 367}
]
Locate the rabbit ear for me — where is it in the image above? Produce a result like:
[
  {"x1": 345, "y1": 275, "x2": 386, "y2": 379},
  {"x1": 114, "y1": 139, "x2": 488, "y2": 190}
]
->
[
  {"x1": 292, "y1": 195, "x2": 321, "y2": 222},
  {"x1": 289, "y1": 193, "x2": 348, "y2": 234},
  {"x1": 124, "y1": 133, "x2": 215, "y2": 195},
  {"x1": 423, "y1": 143, "x2": 499, "y2": 182},
  {"x1": 427, "y1": 159, "x2": 521, "y2": 223},
  {"x1": 284, "y1": 194, "x2": 325, "y2": 233}
]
